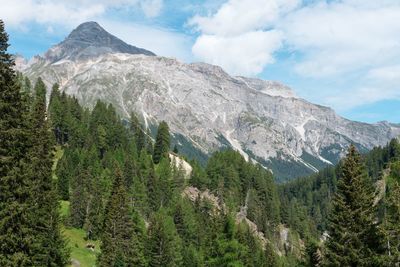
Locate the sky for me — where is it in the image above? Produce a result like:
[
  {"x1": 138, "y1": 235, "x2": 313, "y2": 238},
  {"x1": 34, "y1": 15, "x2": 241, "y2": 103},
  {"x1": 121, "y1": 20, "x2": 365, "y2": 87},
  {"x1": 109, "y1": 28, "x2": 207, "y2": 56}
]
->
[{"x1": 1, "y1": 0, "x2": 400, "y2": 123}]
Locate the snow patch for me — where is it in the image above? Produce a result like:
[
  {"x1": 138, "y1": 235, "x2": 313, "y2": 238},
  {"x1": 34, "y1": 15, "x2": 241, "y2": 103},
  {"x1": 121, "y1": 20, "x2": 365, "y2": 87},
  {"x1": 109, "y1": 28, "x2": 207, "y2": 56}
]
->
[
  {"x1": 289, "y1": 152, "x2": 319, "y2": 172},
  {"x1": 225, "y1": 130, "x2": 249, "y2": 161},
  {"x1": 142, "y1": 109, "x2": 149, "y2": 129},
  {"x1": 317, "y1": 154, "x2": 333, "y2": 165},
  {"x1": 294, "y1": 116, "x2": 317, "y2": 140}
]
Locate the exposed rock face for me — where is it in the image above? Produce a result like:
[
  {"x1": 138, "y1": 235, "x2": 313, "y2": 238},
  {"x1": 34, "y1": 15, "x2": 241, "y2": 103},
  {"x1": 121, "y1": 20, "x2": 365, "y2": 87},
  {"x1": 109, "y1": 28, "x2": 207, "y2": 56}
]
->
[
  {"x1": 182, "y1": 186, "x2": 225, "y2": 215},
  {"x1": 19, "y1": 22, "x2": 400, "y2": 181},
  {"x1": 169, "y1": 153, "x2": 192, "y2": 178},
  {"x1": 44, "y1": 21, "x2": 155, "y2": 63}
]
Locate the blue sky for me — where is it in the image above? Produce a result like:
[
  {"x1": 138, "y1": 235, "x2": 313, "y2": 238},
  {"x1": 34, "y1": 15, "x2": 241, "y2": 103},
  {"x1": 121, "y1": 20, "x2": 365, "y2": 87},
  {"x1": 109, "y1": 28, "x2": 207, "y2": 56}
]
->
[{"x1": 2, "y1": 0, "x2": 400, "y2": 123}]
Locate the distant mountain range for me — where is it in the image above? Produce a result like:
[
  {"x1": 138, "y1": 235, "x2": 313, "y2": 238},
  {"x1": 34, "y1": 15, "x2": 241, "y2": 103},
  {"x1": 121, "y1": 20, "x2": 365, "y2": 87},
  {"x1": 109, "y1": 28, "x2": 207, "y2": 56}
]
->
[{"x1": 17, "y1": 22, "x2": 400, "y2": 181}]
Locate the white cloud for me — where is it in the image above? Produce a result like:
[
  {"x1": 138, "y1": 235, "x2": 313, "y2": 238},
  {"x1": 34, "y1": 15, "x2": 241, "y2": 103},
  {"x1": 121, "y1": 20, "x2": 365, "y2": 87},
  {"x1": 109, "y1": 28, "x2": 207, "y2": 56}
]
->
[
  {"x1": 99, "y1": 20, "x2": 193, "y2": 61},
  {"x1": 192, "y1": 30, "x2": 283, "y2": 76},
  {"x1": 0, "y1": 0, "x2": 164, "y2": 28},
  {"x1": 276, "y1": 0, "x2": 400, "y2": 112},
  {"x1": 140, "y1": 0, "x2": 163, "y2": 18},
  {"x1": 281, "y1": 0, "x2": 400, "y2": 77},
  {"x1": 188, "y1": 0, "x2": 400, "y2": 112},
  {"x1": 189, "y1": 0, "x2": 299, "y2": 36},
  {"x1": 189, "y1": 0, "x2": 299, "y2": 76}
]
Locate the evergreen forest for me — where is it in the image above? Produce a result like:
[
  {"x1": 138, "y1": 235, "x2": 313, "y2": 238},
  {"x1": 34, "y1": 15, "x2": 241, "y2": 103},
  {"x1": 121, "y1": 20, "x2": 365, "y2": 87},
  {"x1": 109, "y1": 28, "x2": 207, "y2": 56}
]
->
[{"x1": 1, "y1": 19, "x2": 400, "y2": 267}]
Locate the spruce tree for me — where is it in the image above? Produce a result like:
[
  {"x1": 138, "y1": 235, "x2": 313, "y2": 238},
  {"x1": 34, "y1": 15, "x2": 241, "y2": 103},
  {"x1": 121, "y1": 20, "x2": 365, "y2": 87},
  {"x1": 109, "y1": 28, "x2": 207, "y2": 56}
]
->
[
  {"x1": 130, "y1": 112, "x2": 145, "y2": 154},
  {"x1": 28, "y1": 78, "x2": 69, "y2": 266},
  {"x1": 383, "y1": 181, "x2": 400, "y2": 265},
  {"x1": 69, "y1": 169, "x2": 90, "y2": 228},
  {"x1": 206, "y1": 215, "x2": 247, "y2": 267},
  {"x1": 0, "y1": 19, "x2": 34, "y2": 266},
  {"x1": 56, "y1": 155, "x2": 70, "y2": 200},
  {"x1": 324, "y1": 145, "x2": 384, "y2": 266},
  {"x1": 147, "y1": 209, "x2": 183, "y2": 267},
  {"x1": 48, "y1": 83, "x2": 64, "y2": 144},
  {"x1": 153, "y1": 121, "x2": 170, "y2": 164},
  {"x1": 97, "y1": 167, "x2": 145, "y2": 267}
]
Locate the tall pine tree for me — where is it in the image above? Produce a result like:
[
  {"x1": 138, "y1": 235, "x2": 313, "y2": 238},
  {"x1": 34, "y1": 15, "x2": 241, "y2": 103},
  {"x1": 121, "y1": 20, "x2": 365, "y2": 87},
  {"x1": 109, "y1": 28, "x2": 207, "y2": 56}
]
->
[
  {"x1": 383, "y1": 180, "x2": 400, "y2": 265},
  {"x1": 28, "y1": 78, "x2": 69, "y2": 266},
  {"x1": 97, "y1": 166, "x2": 145, "y2": 267},
  {"x1": 0, "y1": 19, "x2": 34, "y2": 266},
  {"x1": 147, "y1": 208, "x2": 183, "y2": 267},
  {"x1": 153, "y1": 121, "x2": 170, "y2": 164},
  {"x1": 324, "y1": 145, "x2": 385, "y2": 266}
]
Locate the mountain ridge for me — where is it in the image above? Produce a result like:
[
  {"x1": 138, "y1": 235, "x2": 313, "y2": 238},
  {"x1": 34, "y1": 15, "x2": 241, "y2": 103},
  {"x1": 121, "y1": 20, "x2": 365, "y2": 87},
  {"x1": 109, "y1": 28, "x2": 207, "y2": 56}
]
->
[
  {"x1": 17, "y1": 22, "x2": 400, "y2": 181},
  {"x1": 44, "y1": 21, "x2": 155, "y2": 63}
]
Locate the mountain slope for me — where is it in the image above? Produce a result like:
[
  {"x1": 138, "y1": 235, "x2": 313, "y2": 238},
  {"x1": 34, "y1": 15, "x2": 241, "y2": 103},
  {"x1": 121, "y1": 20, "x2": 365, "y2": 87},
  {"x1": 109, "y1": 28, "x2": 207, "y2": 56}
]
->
[
  {"x1": 18, "y1": 22, "x2": 400, "y2": 181},
  {"x1": 44, "y1": 21, "x2": 155, "y2": 63}
]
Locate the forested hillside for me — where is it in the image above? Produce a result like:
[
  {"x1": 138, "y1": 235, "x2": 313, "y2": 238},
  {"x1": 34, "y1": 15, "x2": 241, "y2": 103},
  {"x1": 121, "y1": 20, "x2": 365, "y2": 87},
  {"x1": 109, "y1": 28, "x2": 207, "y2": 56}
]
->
[
  {"x1": 46, "y1": 80, "x2": 291, "y2": 266},
  {"x1": 1, "y1": 19, "x2": 400, "y2": 266}
]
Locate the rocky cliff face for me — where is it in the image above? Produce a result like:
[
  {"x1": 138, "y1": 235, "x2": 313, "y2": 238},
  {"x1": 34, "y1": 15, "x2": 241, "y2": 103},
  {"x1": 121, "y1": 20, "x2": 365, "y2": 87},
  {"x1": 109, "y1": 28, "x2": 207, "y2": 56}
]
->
[
  {"x1": 18, "y1": 22, "x2": 400, "y2": 181},
  {"x1": 44, "y1": 21, "x2": 155, "y2": 63}
]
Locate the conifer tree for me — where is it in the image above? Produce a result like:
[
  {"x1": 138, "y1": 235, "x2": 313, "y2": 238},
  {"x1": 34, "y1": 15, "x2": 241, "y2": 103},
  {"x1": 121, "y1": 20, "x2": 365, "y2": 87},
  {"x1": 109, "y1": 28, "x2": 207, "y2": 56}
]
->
[
  {"x1": 132, "y1": 155, "x2": 149, "y2": 214},
  {"x1": 48, "y1": 83, "x2": 65, "y2": 144},
  {"x1": 324, "y1": 145, "x2": 385, "y2": 266},
  {"x1": 28, "y1": 78, "x2": 69, "y2": 266},
  {"x1": 0, "y1": 19, "x2": 35, "y2": 265},
  {"x1": 383, "y1": 181, "x2": 400, "y2": 265},
  {"x1": 83, "y1": 167, "x2": 104, "y2": 240},
  {"x1": 130, "y1": 112, "x2": 146, "y2": 154},
  {"x1": 98, "y1": 167, "x2": 145, "y2": 267},
  {"x1": 147, "y1": 209, "x2": 183, "y2": 267},
  {"x1": 206, "y1": 215, "x2": 247, "y2": 267},
  {"x1": 69, "y1": 169, "x2": 90, "y2": 228},
  {"x1": 153, "y1": 121, "x2": 170, "y2": 164},
  {"x1": 306, "y1": 240, "x2": 322, "y2": 267},
  {"x1": 56, "y1": 155, "x2": 70, "y2": 200},
  {"x1": 156, "y1": 157, "x2": 174, "y2": 207}
]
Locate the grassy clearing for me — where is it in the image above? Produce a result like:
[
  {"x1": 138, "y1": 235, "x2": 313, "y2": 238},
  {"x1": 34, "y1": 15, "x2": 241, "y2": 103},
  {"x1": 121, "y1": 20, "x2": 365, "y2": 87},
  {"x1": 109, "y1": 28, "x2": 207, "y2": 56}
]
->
[
  {"x1": 60, "y1": 201, "x2": 100, "y2": 267},
  {"x1": 55, "y1": 147, "x2": 100, "y2": 266},
  {"x1": 64, "y1": 227, "x2": 100, "y2": 267}
]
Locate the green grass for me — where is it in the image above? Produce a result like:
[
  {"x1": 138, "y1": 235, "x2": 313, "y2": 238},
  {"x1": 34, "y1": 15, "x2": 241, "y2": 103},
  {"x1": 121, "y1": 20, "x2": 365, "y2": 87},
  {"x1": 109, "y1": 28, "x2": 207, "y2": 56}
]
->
[
  {"x1": 60, "y1": 201, "x2": 100, "y2": 267},
  {"x1": 64, "y1": 227, "x2": 100, "y2": 267},
  {"x1": 60, "y1": 200, "x2": 70, "y2": 218},
  {"x1": 53, "y1": 146, "x2": 101, "y2": 266}
]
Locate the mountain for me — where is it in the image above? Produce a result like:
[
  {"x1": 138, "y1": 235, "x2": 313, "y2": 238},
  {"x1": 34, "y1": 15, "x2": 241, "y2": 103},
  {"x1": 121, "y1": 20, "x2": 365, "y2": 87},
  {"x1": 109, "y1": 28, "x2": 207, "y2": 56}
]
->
[
  {"x1": 18, "y1": 22, "x2": 400, "y2": 181},
  {"x1": 44, "y1": 21, "x2": 155, "y2": 63}
]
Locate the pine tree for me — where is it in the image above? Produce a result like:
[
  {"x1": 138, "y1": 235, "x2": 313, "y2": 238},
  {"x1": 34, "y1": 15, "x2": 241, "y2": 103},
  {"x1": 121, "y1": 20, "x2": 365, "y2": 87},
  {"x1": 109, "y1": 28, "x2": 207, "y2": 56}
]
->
[
  {"x1": 383, "y1": 181, "x2": 400, "y2": 265},
  {"x1": 206, "y1": 215, "x2": 247, "y2": 267},
  {"x1": 56, "y1": 155, "x2": 70, "y2": 200},
  {"x1": 83, "y1": 166, "x2": 104, "y2": 240},
  {"x1": 130, "y1": 112, "x2": 146, "y2": 154},
  {"x1": 388, "y1": 139, "x2": 400, "y2": 161},
  {"x1": 147, "y1": 209, "x2": 183, "y2": 267},
  {"x1": 156, "y1": 157, "x2": 174, "y2": 207},
  {"x1": 0, "y1": 19, "x2": 35, "y2": 266},
  {"x1": 153, "y1": 121, "x2": 170, "y2": 164},
  {"x1": 306, "y1": 240, "x2": 322, "y2": 267},
  {"x1": 28, "y1": 78, "x2": 69, "y2": 266},
  {"x1": 48, "y1": 83, "x2": 65, "y2": 144},
  {"x1": 69, "y1": 169, "x2": 90, "y2": 228},
  {"x1": 324, "y1": 145, "x2": 384, "y2": 266},
  {"x1": 97, "y1": 167, "x2": 145, "y2": 267}
]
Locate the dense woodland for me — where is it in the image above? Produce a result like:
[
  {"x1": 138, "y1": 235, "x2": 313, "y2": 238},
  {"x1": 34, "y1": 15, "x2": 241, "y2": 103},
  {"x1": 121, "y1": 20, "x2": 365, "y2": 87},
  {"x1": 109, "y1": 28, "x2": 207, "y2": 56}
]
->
[{"x1": 1, "y1": 19, "x2": 400, "y2": 266}]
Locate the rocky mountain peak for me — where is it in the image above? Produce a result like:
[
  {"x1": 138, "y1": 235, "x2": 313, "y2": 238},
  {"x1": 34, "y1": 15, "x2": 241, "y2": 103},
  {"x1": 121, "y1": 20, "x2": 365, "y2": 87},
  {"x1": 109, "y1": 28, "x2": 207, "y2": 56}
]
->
[
  {"x1": 66, "y1": 21, "x2": 107, "y2": 42},
  {"x1": 22, "y1": 24, "x2": 400, "y2": 181},
  {"x1": 44, "y1": 21, "x2": 155, "y2": 62}
]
